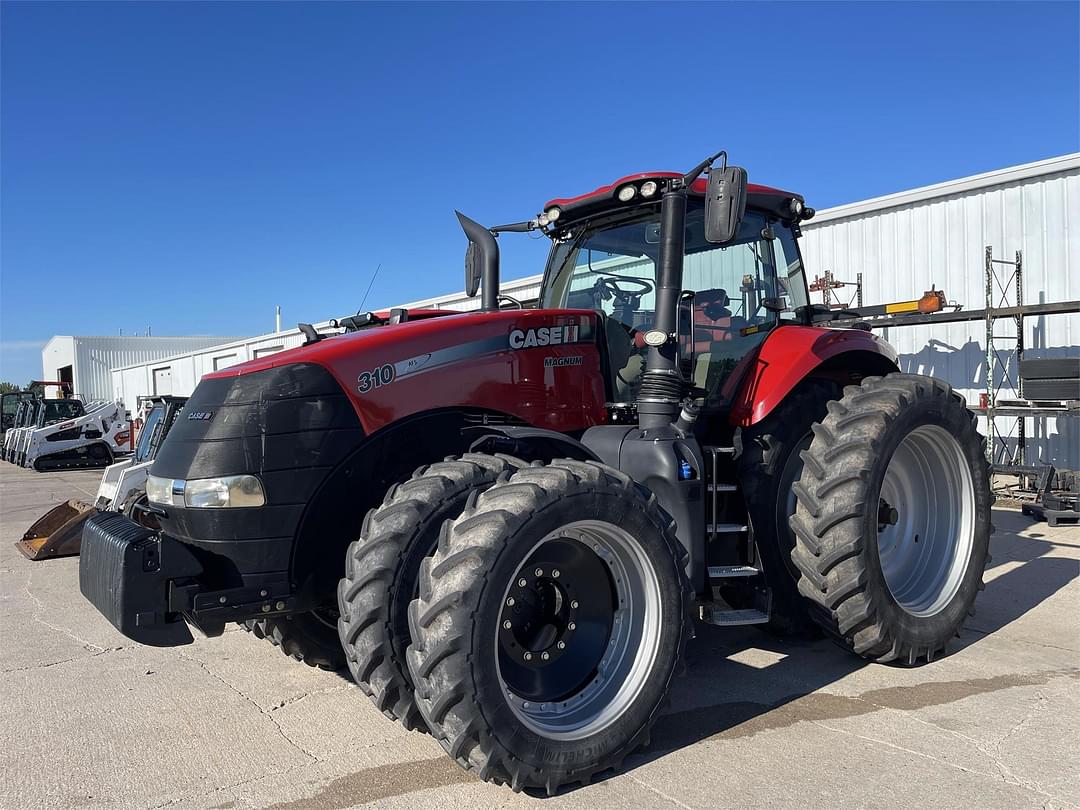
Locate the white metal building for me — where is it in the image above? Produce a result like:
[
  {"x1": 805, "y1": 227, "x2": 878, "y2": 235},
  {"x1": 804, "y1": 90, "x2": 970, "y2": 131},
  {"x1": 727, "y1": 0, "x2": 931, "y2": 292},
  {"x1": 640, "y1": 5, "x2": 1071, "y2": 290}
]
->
[
  {"x1": 102, "y1": 154, "x2": 1079, "y2": 464},
  {"x1": 111, "y1": 330, "x2": 311, "y2": 409},
  {"x1": 42, "y1": 336, "x2": 244, "y2": 404},
  {"x1": 800, "y1": 153, "x2": 1079, "y2": 468}
]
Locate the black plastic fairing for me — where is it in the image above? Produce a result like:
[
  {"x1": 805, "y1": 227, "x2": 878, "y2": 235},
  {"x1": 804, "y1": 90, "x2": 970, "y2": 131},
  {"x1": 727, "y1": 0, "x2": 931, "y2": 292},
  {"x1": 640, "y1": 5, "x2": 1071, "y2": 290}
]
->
[{"x1": 150, "y1": 363, "x2": 364, "y2": 579}]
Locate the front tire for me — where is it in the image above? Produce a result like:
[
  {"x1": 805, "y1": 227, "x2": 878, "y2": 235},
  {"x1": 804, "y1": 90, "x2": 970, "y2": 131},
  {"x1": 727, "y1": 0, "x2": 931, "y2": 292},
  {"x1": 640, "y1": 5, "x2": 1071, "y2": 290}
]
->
[
  {"x1": 790, "y1": 374, "x2": 992, "y2": 664},
  {"x1": 407, "y1": 460, "x2": 691, "y2": 793},
  {"x1": 243, "y1": 609, "x2": 346, "y2": 670}
]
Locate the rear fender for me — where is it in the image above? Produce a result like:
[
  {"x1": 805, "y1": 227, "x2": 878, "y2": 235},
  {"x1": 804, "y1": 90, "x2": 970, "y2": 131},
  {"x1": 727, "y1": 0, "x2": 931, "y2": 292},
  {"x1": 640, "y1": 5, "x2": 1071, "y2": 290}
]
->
[{"x1": 729, "y1": 326, "x2": 899, "y2": 426}]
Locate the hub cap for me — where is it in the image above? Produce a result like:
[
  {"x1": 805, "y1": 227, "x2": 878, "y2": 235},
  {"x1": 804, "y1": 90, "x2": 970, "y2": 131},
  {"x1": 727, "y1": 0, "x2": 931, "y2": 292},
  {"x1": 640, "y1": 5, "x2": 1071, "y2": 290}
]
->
[
  {"x1": 496, "y1": 521, "x2": 662, "y2": 740},
  {"x1": 877, "y1": 425, "x2": 976, "y2": 617}
]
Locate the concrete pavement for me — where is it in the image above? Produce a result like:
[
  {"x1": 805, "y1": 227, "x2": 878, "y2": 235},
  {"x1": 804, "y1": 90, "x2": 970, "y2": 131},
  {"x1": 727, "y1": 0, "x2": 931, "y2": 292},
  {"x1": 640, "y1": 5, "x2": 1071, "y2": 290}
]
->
[{"x1": 1, "y1": 462, "x2": 1077, "y2": 809}]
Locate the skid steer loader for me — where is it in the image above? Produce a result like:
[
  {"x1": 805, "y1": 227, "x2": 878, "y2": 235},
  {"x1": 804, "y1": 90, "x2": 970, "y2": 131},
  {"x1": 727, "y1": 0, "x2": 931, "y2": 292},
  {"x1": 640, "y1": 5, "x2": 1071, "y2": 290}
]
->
[
  {"x1": 18, "y1": 399, "x2": 129, "y2": 471},
  {"x1": 3, "y1": 398, "x2": 38, "y2": 462},
  {"x1": 17, "y1": 396, "x2": 184, "y2": 561},
  {"x1": 1, "y1": 390, "x2": 37, "y2": 446},
  {"x1": 79, "y1": 150, "x2": 991, "y2": 794}
]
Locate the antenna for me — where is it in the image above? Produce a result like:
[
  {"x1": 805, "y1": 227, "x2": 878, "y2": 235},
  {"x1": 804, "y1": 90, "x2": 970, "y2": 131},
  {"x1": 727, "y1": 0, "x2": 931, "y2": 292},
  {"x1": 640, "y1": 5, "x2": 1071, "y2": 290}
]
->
[{"x1": 358, "y1": 264, "x2": 382, "y2": 312}]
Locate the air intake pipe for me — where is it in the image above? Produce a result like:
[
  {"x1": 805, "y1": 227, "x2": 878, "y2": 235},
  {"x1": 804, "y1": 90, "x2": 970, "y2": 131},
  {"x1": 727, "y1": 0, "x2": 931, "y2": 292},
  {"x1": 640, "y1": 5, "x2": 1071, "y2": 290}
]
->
[
  {"x1": 637, "y1": 189, "x2": 688, "y2": 430},
  {"x1": 456, "y1": 211, "x2": 500, "y2": 311}
]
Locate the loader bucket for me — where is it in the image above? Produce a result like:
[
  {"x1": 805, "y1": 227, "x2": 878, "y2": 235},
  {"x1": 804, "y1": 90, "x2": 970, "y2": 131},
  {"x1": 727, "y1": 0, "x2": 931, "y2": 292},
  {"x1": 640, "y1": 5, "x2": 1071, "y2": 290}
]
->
[{"x1": 15, "y1": 500, "x2": 99, "y2": 560}]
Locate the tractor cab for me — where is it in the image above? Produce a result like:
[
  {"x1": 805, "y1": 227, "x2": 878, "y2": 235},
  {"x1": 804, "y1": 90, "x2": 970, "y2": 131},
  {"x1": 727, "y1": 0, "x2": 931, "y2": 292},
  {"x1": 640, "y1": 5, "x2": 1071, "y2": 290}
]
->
[{"x1": 536, "y1": 181, "x2": 813, "y2": 409}]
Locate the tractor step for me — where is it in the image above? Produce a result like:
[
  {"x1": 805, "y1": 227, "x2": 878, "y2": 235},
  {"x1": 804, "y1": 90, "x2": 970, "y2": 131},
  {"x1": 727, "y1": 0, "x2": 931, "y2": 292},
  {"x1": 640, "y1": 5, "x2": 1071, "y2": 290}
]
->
[
  {"x1": 699, "y1": 605, "x2": 770, "y2": 626},
  {"x1": 708, "y1": 565, "x2": 760, "y2": 578},
  {"x1": 706, "y1": 523, "x2": 748, "y2": 533}
]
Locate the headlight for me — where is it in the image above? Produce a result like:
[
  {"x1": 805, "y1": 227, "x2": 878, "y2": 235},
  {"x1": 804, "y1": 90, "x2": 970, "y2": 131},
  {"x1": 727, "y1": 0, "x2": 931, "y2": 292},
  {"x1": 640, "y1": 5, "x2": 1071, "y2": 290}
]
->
[
  {"x1": 186, "y1": 475, "x2": 265, "y2": 508},
  {"x1": 617, "y1": 184, "x2": 637, "y2": 202},
  {"x1": 643, "y1": 329, "x2": 668, "y2": 347},
  {"x1": 546, "y1": 207, "x2": 561, "y2": 222},
  {"x1": 640, "y1": 180, "x2": 658, "y2": 198},
  {"x1": 145, "y1": 474, "x2": 176, "y2": 506},
  {"x1": 146, "y1": 473, "x2": 265, "y2": 508},
  {"x1": 537, "y1": 212, "x2": 550, "y2": 227}
]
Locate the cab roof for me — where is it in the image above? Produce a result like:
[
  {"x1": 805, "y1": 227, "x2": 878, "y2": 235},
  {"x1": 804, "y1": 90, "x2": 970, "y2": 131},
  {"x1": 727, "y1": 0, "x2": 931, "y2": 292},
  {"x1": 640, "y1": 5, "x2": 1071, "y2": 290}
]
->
[{"x1": 543, "y1": 171, "x2": 803, "y2": 226}]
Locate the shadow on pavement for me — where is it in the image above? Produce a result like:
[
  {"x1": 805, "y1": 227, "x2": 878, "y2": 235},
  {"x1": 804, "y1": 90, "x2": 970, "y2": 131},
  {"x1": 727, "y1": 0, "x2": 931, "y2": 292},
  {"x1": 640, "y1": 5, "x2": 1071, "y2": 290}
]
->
[{"x1": 612, "y1": 507, "x2": 1077, "y2": 782}]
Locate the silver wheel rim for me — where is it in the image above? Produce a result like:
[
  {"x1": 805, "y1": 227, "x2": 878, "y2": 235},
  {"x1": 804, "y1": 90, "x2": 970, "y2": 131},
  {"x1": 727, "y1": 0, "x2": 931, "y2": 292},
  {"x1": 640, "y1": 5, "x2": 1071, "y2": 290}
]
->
[
  {"x1": 495, "y1": 520, "x2": 662, "y2": 741},
  {"x1": 877, "y1": 425, "x2": 975, "y2": 617}
]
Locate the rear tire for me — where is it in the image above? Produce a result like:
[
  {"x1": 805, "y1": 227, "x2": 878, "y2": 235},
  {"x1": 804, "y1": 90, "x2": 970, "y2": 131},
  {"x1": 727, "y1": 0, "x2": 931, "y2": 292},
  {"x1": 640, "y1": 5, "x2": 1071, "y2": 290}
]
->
[
  {"x1": 738, "y1": 378, "x2": 840, "y2": 635},
  {"x1": 407, "y1": 460, "x2": 691, "y2": 793},
  {"x1": 790, "y1": 374, "x2": 992, "y2": 664},
  {"x1": 337, "y1": 453, "x2": 522, "y2": 730},
  {"x1": 243, "y1": 609, "x2": 345, "y2": 670}
]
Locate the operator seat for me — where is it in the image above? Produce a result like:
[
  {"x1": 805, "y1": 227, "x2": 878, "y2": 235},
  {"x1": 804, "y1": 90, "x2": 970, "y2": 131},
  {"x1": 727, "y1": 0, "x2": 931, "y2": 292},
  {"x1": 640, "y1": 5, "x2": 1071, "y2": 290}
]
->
[
  {"x1": 692, "y1": 288, "x2": 734, "y2": 391},
  {"x1": 602, "y1": 315, "x2": 644, "y2": 402}
]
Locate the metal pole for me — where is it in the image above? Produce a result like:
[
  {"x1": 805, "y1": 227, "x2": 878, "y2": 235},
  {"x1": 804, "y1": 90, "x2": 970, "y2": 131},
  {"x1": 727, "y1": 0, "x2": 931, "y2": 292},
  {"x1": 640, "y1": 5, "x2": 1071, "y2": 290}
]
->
[
  {"x1": 984, "y1": 246, "x2": 995, "y2": 464},
  {"x1": 1015, "y1": 250, "x2": 1025, "y2": 470}
]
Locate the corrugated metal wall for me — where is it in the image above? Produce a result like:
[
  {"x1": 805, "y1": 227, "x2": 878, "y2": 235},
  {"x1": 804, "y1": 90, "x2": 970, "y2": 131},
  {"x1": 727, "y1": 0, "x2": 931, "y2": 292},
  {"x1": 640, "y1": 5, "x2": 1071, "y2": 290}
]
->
[
  {"x1": 111, "y1": 331, "x2": 308, "y2": 411},
  {"x1": 398, "y1": 275, "x2": 543, "y2": 312},
  {"x1": 800, "y1": 155, "x2": 1079, "y2": 468},
  {"x1": 42, "y1": 336, "x2": 244, "y2": 404}
]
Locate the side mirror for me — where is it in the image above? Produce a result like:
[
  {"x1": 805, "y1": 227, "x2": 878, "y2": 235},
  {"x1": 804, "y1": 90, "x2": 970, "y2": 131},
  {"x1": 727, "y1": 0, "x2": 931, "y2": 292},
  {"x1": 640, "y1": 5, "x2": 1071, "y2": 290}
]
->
[
  {"x1": 704, "y1": 166, "x2": 748, "y2": 244},
  {"x1": 464, "y1": 243, "x2": 481, "y2": 297}
]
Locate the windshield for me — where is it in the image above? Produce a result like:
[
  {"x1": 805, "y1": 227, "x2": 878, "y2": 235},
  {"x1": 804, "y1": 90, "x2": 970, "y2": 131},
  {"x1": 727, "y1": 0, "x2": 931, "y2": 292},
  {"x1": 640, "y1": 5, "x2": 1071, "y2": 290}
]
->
[
  {"x1": 540, "y1": 201, "x2": 810, "y2": 405},
  {"x1": 43, "y1": 400, "x2": 84, "y2": 423},
  {"x1": 541, "y1": 202, "x2": 808, "y2": 328},
  {"x1": 135, "y1": 405, "x2": 164, "y2": 462}
]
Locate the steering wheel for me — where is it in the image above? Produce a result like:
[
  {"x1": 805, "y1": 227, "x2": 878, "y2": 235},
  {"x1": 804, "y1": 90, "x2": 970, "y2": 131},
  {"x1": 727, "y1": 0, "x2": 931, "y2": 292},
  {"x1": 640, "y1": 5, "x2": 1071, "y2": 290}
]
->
[{"x1": 593, "y1": 275, "x2": 655, "y2": 321}]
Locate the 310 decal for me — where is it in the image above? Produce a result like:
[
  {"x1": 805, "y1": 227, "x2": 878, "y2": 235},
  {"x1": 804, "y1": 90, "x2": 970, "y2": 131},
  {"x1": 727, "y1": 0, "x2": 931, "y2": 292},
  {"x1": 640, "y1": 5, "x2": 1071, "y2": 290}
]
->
[{"x1": 357, "y1": 363, "x2": 396, "y2": 394}]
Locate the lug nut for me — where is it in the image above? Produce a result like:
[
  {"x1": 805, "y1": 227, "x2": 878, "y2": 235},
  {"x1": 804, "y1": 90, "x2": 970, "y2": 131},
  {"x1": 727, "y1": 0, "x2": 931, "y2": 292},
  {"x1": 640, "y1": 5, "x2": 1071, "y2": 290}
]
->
[
  {"x1": 568, "y1": 622, "x2": 576, "y2": 631},
  {"x1": 502, "y1": 620, "x2": 512, "y2": 630},
  {"x1": 541, "y1": 652, "x2": 550, "y2": 660},
  {"x1": 275, "y1": 601, "x2": 286, "y2": 611},
  {"x1": 534, "y1": 568, "x2": 544, "y2": 577},
  {"x1": 261, "y1": 604, "x2": 271, "y2": 613},
  {"x1": 506, "y1": 597, "x2": 515, "y2": 606},
  {"x1": 259, "y1": 589, "x2": 268, "y2": 597},
  {"x1": 557, "y1": 641, "x2": 566, "y2": 649},
  {"x1": 524, "y1": 652, "x2": 532, "y2": 661},
  {"x1": 552, "y1": 569, "x2": 560, "y2": 578},
  {"x1": 571, "y1": 600, "x2": 579, "y2": 609},
  {"x1": 518, "y1": 578, "x2": 527, "y2": 587}
]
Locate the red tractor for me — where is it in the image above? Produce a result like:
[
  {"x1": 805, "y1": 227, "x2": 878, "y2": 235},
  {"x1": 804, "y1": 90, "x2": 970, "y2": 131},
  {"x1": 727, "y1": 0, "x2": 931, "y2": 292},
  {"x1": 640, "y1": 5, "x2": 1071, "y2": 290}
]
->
[{"x1": 79, "y1": 152, "x2": 991, "y2": 794}]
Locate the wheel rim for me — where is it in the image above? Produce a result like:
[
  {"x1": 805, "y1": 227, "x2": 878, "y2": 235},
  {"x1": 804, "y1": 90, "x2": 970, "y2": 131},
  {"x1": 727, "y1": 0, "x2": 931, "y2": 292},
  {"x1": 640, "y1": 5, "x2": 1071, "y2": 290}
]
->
[
  {"x1": 495, "y1": 520, "x2": 662, "y2": 740},
  {"x1": 877, "y1": 425, "x2": 976, "y2": 617}
]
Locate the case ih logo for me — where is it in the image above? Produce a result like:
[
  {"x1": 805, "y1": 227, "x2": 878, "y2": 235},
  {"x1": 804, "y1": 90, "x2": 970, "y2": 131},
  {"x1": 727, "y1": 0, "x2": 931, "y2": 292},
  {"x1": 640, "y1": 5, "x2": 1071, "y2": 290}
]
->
[
  {"x1": 187, "y1": 410, "x2": 215, "y2": 422},
  {"x1": 508, "y1": 325, "x2": 580, "y2": 350}
]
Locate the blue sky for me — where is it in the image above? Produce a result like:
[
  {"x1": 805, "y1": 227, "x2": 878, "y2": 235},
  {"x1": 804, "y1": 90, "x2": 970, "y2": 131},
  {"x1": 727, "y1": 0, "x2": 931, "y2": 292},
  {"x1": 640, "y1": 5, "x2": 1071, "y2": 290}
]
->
[{"x1": 2, "y1": 1, "x2": 1078, "y2": 384}]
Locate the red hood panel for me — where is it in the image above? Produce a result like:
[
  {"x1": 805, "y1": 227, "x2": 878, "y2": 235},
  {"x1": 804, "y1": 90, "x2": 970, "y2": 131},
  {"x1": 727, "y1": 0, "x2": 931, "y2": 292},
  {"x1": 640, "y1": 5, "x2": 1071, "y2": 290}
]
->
[{"x1": 204, "y1": 309, "x2": 609, "y2": 435}]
